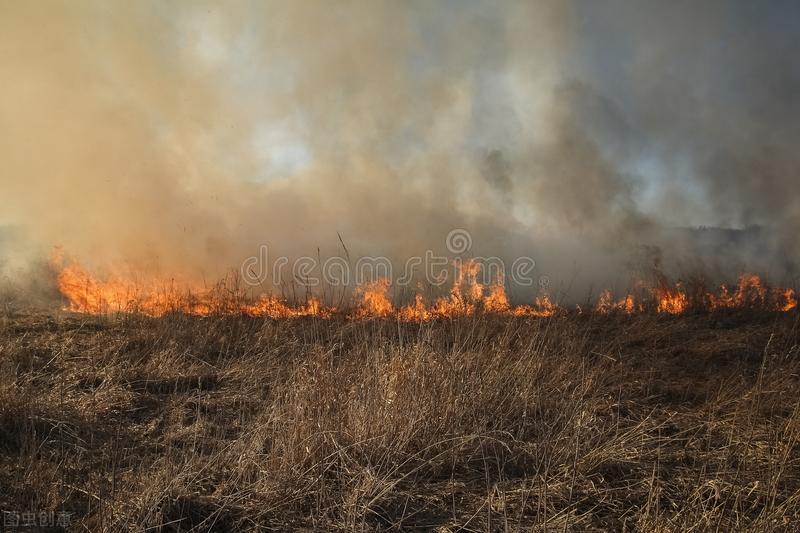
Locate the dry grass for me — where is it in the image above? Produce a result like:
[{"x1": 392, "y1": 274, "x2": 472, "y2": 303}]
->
[{"x1": 1, "y1": 308, "x2": 800, "y2": 531}]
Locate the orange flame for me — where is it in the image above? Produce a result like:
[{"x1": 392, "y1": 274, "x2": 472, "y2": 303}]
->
[
  {"x1": 654, "y1": 283, "x2": 688, "y2": 315},
  {"x1": 595, "y1": 290, "x2": 636, "y2": 315},
  {"x1": 782, "y1": 288, "x2": 798, "y2": 312},
  {"x1": 709, "y1": 273, "x2": 769, "y2": 310},
  {"x1": 52, "y1": 251, "x2": 797, "y2": 321},
  {"x1": 243, "y1": 294, "x2": 331, "y2": 319},
  {"x1": 52, "y1": 253, "x2": 327, "y2": 318},
  {"x1": 354, "y1": 279, "x2": 394, "y2": 318},
  {"x1": 55, "y1": 260, "x2": 214, "y2": 316},
  {"x1": 511, "y1": 293, "x2": 559, "y2": 318},
  {"x1": 398, "y1": 294, "x2": 431, "y2": 321}
]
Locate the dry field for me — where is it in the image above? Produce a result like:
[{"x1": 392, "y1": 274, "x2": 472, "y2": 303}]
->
[{"x1": 1, "y1": 309, "x2": 800, "y2": 531}]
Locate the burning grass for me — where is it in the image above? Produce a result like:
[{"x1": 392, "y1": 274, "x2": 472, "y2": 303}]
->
[
  {"x1": 52, "y1": 255, "x2": 797, "y2": 321},
  {"x1": 1, "y1": 308, "x2": 800, "y2": 531}
]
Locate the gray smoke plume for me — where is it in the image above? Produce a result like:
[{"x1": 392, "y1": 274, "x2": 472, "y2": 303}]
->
[{"x1": 1, "y1": 1, "x2": 798, "y2": 302}]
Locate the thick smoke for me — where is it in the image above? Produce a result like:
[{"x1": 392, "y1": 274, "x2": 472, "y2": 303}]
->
[{"x1": 1, "y1": 1, "x2": 798, "y2": 302}]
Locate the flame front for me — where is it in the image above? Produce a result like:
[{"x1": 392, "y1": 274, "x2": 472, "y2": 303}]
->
[
  {"x1": 56, "y1": 261, "x2": 213, "y2": 316},
  {"x1": 655, "y1": 284, "x2": 689, "y2": 315},
  {"x1": 595, "y1": 290, "x2": 636, "y2": 315},
  {"x1": 53, "y1": 253, "x2": 797, "y2": 321},
  {"x1": 354, "y1": 279, "x2": 394, "y2": 318}
]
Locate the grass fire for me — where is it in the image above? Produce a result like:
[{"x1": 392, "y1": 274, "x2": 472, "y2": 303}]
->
[
  {"x1": 3, "y1": 1, "x2": 800, "y2": 532},
  {"x1": 53, "y1": 255, "x2": 796, "y2": 320}
]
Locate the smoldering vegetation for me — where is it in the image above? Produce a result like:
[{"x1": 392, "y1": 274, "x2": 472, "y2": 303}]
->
[
  {"x1": 1, "y1": 309, "x2": 800, "y2": 531},
  {"x1": 0, "y1": 227, "x2": 60, "y2": 310}
]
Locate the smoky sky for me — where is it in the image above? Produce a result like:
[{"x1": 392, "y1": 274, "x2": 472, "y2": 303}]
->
[{"x1": 1, "y1": 0, "x2": 798, "y2": 290}]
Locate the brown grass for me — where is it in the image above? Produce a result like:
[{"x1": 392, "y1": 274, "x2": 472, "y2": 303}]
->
[{"x1": 1, "y1": 309, "x2": 800, "y2": 531}]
